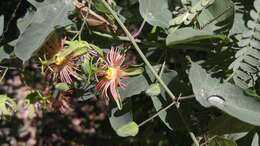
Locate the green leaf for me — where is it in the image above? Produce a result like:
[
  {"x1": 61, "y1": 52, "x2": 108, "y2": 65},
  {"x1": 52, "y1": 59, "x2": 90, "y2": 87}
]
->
[
  {"x1": 123, "y1": 67, "x2": 144, "y2": 76},
  {"x1": 207, "y1": 137, "x2": 237, "y2": 146},
  {"x1": 119, "y1": 75, "x2": 149, "y2": 99},
  {"x1": 14, "y1": 0, "x2": 73, "y2": 61},
  {"x1": 55, "y1": 83, "x2": 70, "y2": 91},
  {"x1": 0, "y1": 46, "x2": 8, "y2": 62},
  {"x1": 250, "y1": 132, "x2": 259, "y2": 146},
  {"x1": 0, "y1": 15, "x2": 4, "y2": 35},
  {"x1": 169, "y1": 0, "x2": 215, "y2": 27},
  {"x1": 27, "y1": 0, "x2": 58, "y2": 9},
  {"x1": 145, "y1": 83, "x2": 161, "y2": 96},
  {"x1": 138, "y1": 0, "x2": 171, "y2": 28},
  {"x1": 26, "y1": 102, "x2": 37, "y2": 119},
  {"x1": 146, "y1": 65, "x2": 178, "y2": 130},
  {"x1": 17, "y1": 10, "x2": 35, "y2": 34},
  {"x1": 207, "y1": 114, "x2": 253, "y2": 136},
  {"x1": 197, "y1": 0, "x2": 234, "y2": 30},
  {"x1": 116, "y1": 121, "x2": 139, "y2": 137},
  {"x1": 0, "y1": 95, "x2": 16, "y2": 117},
  {"x1": 109, "y1": 103, "x2": 138, "y2": 137},
  {"x1": 236, "y1": 128, "x2": 260, "y2": 146},
  {"x1": 166, "y1": 27, "x2": 226, "y2": 47},
  {"x1": 189, "y1": 63, "x2": 260, "y2": 126}
]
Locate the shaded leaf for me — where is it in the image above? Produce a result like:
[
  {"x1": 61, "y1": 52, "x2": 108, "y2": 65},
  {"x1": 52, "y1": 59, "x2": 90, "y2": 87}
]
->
[
  {"x1": 119, "y1": 75, "x2": 149, "y2": 99},
  {"x1": 207, "y1": 114, "x2": 253, "y2": 136},
  {"x1": 207, "y1": 137, "x2": 237, "y2": 146},
  {"x1": 14, "y1": 0, "x2": 73, "y2": 61},
  {"x1": 166, "y1": 27, "x2": 226, "y2": 47},
  {"x1": 146, "y1": 65, "x2": 178, "y2": 130},
  {"x1": 0, "y1": 15, "x2": 3, "y2": 35}
]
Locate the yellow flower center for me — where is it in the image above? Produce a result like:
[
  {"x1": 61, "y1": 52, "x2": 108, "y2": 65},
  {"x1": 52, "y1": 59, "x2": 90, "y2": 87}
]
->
[
  {"x1": 105, "y1": 67, "x2": 120, "y2": 80},
  {"x1": 55, "y1": 57, "x2": 64, "y2": 65}
]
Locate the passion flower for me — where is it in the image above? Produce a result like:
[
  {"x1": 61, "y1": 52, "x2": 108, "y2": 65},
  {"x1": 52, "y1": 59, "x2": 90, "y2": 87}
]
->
[{"x1": 96, "y1": 48, "x2": 127, "y2": 110}]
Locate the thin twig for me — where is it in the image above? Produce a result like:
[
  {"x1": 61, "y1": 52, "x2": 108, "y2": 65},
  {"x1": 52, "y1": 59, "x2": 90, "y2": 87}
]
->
[
  {"x1": 0, "y1": 67, "x2": 8, "y2": 83},
  {"x1": 158, "y1": 61, "x2": 166, "y2": 78},
  {"x1": 133, "y1": 20, "x2": 146, "y2": 38},
  {"x1": 92, "y1": 31, "x2": 142, "y2": 43},
  {"x1": 200, "y1": 136, "x2": 217, "y2": 146},
  {"x1": 72, "y1": 16, "x2": 87, "y2": 40},
  {"x1": 137, "y1": 95, "x2": 194, "y2": 127},
  {"x1": 138, "y1": 101, "x2": 176, "y2": 127},
  {"x1": 73, "y1": 0, "x2": 111, "y2": 26},
  {"x1": 0, "y1": 65, "x2": 17, "y2": 70},
  {"x1": 179, "y1": 94, "x2": 195, "y2": 100}
]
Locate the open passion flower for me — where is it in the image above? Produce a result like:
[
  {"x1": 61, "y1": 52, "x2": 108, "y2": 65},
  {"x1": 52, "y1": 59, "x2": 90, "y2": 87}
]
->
[
  {"x1": 41, "y1": 40, "x2": 101, "y2": 84},
  {"x1": 96, "y1": 48, "x2": 128, "y2": 110}
]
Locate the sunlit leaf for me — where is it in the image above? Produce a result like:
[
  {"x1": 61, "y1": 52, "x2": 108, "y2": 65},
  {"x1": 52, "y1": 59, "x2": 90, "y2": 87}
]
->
[
  {"x1": 116, "y1": 121, "x2": 139, "y2": 137},
  {"x1": 0, "y1": 46, "x2": 8, "y2": 61},
  {"x1": 138, "y1": 0, "x2": 171, "y2": 28},
  {"x1": 123, "y1": 67, "x2": 144, "y2": 76},
  {"x1": 0, "y1": 95, "x2": 16, "y2": 117},
  {"x1": 145, "y1": 83, "x2": 161, "y2": 96},
  {"x1": 55, "y1": 83, "x2": 70, "y2": 91},
  {"x1": 109, "y1": 102, "x2": 138, "y2": 137},
  {"x1": 189, "y1": 63, "x2": 260, "y2": 126}
]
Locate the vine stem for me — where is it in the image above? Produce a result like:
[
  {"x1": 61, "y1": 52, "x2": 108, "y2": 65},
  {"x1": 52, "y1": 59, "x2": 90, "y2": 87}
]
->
[
  {"x1": 138, "y1": 101, "x2": 176, "y2": 127},
  {"x1": 0, "y1": 67, "x2": 8, "y2": 83},
  {"x1": 92, "y1": 31, "x2": 142, "y2": 43},
  {"x1": 101, "y1": 0, "x2": 176, "y2": 101},
  {"x1": 101, "y1": 1, "x2": 199, "y2": 145}
]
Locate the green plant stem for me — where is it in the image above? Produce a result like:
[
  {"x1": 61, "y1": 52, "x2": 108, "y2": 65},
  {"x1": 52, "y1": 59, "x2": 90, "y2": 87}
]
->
[
  {"x1": 92, "y1": 31, "x2": 141, "y2": 43},
  {"x1": 0, "y1": 68, "x2": 8, "y2": 83},
  {"x1": 101, "y1": 0, "x2": 176, "y2": 101},
  {"x1": 138, "y1": 101, "x2": 176, "y2": 127},
  {"x1": 137, "y1": 94, "x2": 195, "y2": 127}
]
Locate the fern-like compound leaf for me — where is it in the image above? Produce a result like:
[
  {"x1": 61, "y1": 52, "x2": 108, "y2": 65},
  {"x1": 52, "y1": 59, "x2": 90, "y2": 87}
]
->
[{"x1": 229, "y1": 0, "x2": 260, "y2": 89}]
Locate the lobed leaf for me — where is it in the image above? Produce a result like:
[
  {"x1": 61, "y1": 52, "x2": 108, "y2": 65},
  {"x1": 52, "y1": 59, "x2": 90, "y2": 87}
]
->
[
  {"x1": 138, "y1": 0, "x2": 171, "y2": 28},
  {"x1": 229, "y1": 0, "x2": 260, "y2": 89},
  {"x1": 189, "y1": 63, "x2": 260, "y2": 126},
  {"x1": 14, "y1": 0, "x2": 73, "y2": 61}
]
